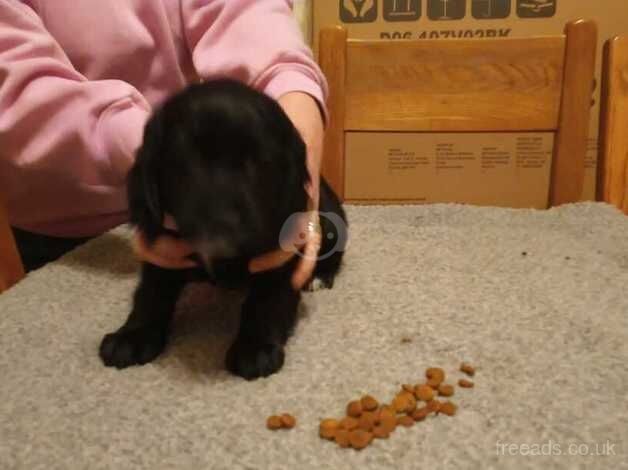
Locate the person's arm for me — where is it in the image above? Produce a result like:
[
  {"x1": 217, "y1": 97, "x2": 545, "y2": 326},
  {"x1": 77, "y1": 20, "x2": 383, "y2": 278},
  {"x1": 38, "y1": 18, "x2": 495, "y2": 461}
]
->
[
  {"x1": 181, "y1": 0, "x2": 327, "y2": 113},
  {"x1": 0, "y1": 1, "x2": 150, "y2": 197}
]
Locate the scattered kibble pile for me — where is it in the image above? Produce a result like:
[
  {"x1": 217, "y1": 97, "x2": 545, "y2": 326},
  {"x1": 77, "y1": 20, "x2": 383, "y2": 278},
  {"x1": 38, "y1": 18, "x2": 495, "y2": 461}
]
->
[{"x1": 266, "y1": 362, "x2": 476, "y2": 452}]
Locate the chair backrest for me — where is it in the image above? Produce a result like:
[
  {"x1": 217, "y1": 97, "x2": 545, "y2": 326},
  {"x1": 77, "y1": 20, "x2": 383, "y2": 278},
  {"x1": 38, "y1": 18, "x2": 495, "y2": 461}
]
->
[
  {"x1": 0, "y1": 195, "x2": 24, "y2": 293},
  {"x1": 319, "y1": 20, "x2": 597, "y2": 207},
  {"x1": 599, "y1": 35, "x2": 628, "y2": 214}
]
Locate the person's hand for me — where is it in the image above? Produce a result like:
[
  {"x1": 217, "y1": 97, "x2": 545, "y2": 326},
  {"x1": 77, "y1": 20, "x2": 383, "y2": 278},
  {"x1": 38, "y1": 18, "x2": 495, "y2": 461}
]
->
[
  {"x1": 132, "y1": 215, "x2": 198, "y2": 269},
  {"x1": 249, "y1": 91, "x2": 325, "y2": 290}
]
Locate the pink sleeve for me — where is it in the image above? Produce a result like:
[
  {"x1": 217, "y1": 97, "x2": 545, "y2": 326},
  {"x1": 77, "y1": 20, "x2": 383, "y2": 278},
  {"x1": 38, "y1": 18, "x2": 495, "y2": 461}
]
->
[
  {"x1": 181, "y1": 0, "x2": 328, "y2": 117},
  {"x1": 0, "y1": 1, "x2": 151, "y2": 192}
]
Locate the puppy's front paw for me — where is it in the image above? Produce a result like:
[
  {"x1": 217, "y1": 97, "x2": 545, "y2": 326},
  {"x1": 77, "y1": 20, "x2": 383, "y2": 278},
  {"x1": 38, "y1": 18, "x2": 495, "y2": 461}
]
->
[
  {"x1": 304, "y1": 275, "x2": 335, "y2": 292},
  {"x1": 225, "y1": 339, "x2": 285, "y2": 380},
  {"x1": 99, "y1": 326, "x2": 167, "y2": 369}
]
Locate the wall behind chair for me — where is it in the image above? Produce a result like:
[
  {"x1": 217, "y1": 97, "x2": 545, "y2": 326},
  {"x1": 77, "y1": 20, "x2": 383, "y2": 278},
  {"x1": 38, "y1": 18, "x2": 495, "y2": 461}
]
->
[{"x1": 293, "y1": 0, "x2": 313, "y2": 44}]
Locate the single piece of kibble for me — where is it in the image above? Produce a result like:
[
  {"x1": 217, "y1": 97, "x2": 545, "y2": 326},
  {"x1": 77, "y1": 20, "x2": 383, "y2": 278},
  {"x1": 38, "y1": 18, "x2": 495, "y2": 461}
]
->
[
  {"x1": 267, "y1": 415, "x2": 282, "y2": 430},
  {"x1": 361, "y1": 395, "x2": 379, "y2": 411},
  {"x1": 280, "y1": 414, "x2": 296, "y2": 429},
  {"x1": 426, "y1": 367, "x2": 445, "y2": 388},
  {"x1": 358, "y1": 412, "x2": 376, "y2": 432},
  {"x1": 392, "y1": 395, "x2": 407, "y2": 413},
  {"x1": 396, "y1": 392, "x2": 416, "y2": 413},
  {"x1": 416, "y1": 384, "x2": 435, "y2": 401},
  {"x1": 438, "y1": 384, "x2": 455, "y2": 397},
  {"x1": 458, "y1": 379, "x2": 475, "y2": 388},
  {"x1": 412, "y1": 407, "x2": 430, "y2": 422},
  {"x1": 335, "y1": 429, "x2": 350, "y2": 448},
  {"x1": 378, "y1": 406, "x2": 396, "y2": 420},
  {"x1": 373, "y1": 425, "x2": 390, "y2": 439},
  {"x1": 340, "y1": 417, "x2": 359, "y2": 431},
  {"x1": 397, "y1": 415, "x2": 414, "y2": 427},
  {"x1": 378, "y1": 414, "x2": 397, "y2": 433},
  {"x1": 376, "y1": 407, "x2": 396, "y2": 428},
  {"x1": 440, "y1": 401, "x2": 457, "y2": 416},
  {"x1": 349, "y1": 429, "x2": 373, "y2": 450},
  {"x1": 402, "y1": 384, "x2": 415, "y2": 393},
  {"x1": 427, "y1": 399, "x2": 442, "y2": 413},
  {"x1": 460, "y1": 363, "x2": 475, "y2": 376},
  {"x1": 406, "y1": 393, "x2": 417, "y2": 412},
  {"x1": 320, "y1": 419, "x2": 339, "y2": 439},
  {"x1": 347, "y1": 400, "x2": 363, "y2": 417}
]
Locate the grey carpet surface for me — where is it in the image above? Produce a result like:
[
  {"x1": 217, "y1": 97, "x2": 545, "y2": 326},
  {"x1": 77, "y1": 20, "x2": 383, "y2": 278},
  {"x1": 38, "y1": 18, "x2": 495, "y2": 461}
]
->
[{"x1": 1, "y1": 203, "x2": 627, "y2": 470}]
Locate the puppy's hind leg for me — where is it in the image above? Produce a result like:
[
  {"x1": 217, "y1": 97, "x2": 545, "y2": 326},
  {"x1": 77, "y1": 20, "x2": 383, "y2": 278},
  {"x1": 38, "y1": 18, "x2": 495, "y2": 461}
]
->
[
  {"x1": 225, "y1": 269, "x2": 299, "y2": 380},
  {"x1": 99, "y1": 263, "x2": 187, "y2": 369}
]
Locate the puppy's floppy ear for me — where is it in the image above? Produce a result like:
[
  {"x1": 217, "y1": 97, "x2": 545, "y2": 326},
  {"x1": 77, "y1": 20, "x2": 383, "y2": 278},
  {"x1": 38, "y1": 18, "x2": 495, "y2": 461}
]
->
[{"x1": 126, "y1": 113, "x2": 164, "y2": 240}]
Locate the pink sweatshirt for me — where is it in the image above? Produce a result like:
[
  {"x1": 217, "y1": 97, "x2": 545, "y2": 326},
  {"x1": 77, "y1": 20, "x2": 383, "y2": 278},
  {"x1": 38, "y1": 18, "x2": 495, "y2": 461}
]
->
[{"x1": 0, "y1": 0, "x2": 327, "y2": 237}]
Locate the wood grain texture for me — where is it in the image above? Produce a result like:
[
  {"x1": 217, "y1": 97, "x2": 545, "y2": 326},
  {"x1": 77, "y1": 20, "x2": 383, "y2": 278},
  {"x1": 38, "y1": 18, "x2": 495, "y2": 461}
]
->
[
  {"x1": 549, "y1": 19, "x2": 598, "y2": 207},
  {"x1": 0, "y1": 196, "x2": 24, "y2": 293},
  {"x1": 344, "y1": 37, "x2": 565, "y2": 132},
  {"x1": 598, "y1": 35, "x2": 628, "y2": 214},
  {"x1": 318, "y1": 26, "x2": 347, "y2": 200}
]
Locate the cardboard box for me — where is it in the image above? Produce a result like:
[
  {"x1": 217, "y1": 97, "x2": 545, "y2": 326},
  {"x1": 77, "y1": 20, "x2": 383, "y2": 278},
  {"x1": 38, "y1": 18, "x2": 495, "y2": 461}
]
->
[
  {"x1": 307, "y1": 0, "x2": 628, "y2": 206},
  {"x1": 345, "y1": 132, "x2": 553, "y2": 207}
]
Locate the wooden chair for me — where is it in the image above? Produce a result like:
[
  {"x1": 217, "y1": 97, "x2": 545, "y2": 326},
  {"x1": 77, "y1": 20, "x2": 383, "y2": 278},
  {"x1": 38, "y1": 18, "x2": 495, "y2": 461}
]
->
[
  {"x1": 318, "y1": 20, "x2": 598, "y2": 207},
  {"x1": 0, "y1": 194, "x2": 25, "y2": 293},
  {"x1": 598, "y1": 36, "x2": 628, "y2": 214}
]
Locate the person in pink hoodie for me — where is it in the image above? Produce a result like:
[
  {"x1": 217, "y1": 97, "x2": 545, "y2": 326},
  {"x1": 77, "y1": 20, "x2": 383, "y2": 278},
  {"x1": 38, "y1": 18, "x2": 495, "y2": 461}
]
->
[{"x1": 0, "y1": 0, "x2": 327, "y2": 287}]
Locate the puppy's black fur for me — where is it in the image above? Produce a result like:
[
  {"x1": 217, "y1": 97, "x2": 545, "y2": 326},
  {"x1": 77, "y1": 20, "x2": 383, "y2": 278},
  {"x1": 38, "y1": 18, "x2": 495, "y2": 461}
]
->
[{"x1": 99, "y1": 79, "x2": 347, "y2": 380}]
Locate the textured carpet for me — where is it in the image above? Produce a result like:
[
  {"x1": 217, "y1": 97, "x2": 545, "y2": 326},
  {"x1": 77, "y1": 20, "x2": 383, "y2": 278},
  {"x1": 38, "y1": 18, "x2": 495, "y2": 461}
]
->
[{"x1": 1, "y1": 203, "x2": 627, "y2": 469}]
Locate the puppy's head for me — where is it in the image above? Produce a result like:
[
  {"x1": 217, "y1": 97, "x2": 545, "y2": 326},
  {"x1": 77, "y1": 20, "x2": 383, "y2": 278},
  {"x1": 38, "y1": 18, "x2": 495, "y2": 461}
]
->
[{"x1": 127, "y1": 79, "x2": 309, "y2": 280}]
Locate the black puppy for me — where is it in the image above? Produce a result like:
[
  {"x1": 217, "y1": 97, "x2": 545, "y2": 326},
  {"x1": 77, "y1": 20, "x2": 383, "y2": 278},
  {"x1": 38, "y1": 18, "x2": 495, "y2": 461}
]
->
[{"x1": 99, "y1": 79, "x2": 347, "y2": 380}]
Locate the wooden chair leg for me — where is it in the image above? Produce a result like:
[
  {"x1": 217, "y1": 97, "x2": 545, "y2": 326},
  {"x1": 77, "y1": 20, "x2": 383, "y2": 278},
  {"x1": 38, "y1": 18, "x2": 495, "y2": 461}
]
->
[
  {"x1": 0, "y1": 201, "x2": 25, "y2": 293},
  {"x1": 319, "y1": 26, "x2": 347, "y2": 201},
  {"x1": 550, "y1": 19, "x2": 597, "y2": 207},
  {"x1": 598, "y1": 36, "x2": 628, "y2": 214}
]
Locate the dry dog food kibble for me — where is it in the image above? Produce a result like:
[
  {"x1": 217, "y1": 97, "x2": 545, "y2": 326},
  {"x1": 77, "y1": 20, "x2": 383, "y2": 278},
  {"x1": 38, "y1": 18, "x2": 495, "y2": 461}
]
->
[
  {"x1": 426, "y1": 367, "x2": 445, "y2": 388},
  {"x1": 440, "y1": 401, "x2": 457, "y2": 416},
  {"x1": 361, "y1": 395, "x2": 379, "y2": 411},
  {"x1": 267, "y1": 415, "x2": 283, "y2": 430},
  {"x1": 335, "y1": 429, "x2": 350, "y2": 448},
  {"x1": 459, "y1": 379, "x2": 475, "y2": 388},
  {"x1": 280, "y1": 414, "x2": 296, "y2": 429},
  {"x1": 377, "y1": 408, "x2": 397, "y2": 433},
  {"x1": 340, "y1": 417, "x2": 359, "y2": 431},
  {"x1": 438, "y1": 384, "x2": 455, "y2": 397},
  {"x1": 373, "y1": 425, "x2": 391, "y2": 439},
  {"x1": 319, "y1": 419, "x2": 339, "y2": 439},
  {"x1": 315, "y1": 363, "x2": 476, "y2": 451},
  {"x1": 347, "y1": 400, "x2": 363, "y2": 417},
  {"x1": 460, "y1": 363, "x2": 475, "y2": 376},
  {"x1": 411, "y1": 407, "x2": 430, "y2": 422},
  {"x1": 402, "y1": 384, "x2": 415, "y2": 393},
  {"x1": 415, "y1": 384, "x2": 435, "y2": 402},
  {"x1": 349, "y1": 429, "x2": 373, "y2": 450},
  {"x1": 392, "y1": 394, "x2": 410, "y2": 413},
  {"x1": 358, "y1": 412, "x2": 376, "y2": 432},
  {"x1": 427, "y1": 399, "x2": 442, "y2": 413},
  {"x1": 397, "y1": 415, "x2": 414, "y2": 427}
]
